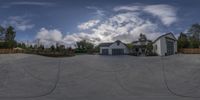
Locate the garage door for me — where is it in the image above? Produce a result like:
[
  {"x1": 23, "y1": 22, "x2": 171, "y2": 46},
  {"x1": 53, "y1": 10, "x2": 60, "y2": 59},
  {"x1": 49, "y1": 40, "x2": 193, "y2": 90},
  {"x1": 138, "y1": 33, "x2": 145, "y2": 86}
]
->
[
  {"x1": 102, "y1": 49, "x2": 109, "y2": 55},
  {"x1": 112, "y1": 49, "x2": 124, "y2": 55},
  {"x1": 166, "y1": 41, "x2": 174, "y2": 55}
]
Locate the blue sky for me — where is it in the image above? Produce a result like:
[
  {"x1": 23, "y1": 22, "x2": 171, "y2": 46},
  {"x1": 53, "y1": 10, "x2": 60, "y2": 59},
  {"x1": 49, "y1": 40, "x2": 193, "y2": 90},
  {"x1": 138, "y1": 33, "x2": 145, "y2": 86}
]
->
[{"x1": 0, "y1": 0, "x2": 200, "y2": 46}]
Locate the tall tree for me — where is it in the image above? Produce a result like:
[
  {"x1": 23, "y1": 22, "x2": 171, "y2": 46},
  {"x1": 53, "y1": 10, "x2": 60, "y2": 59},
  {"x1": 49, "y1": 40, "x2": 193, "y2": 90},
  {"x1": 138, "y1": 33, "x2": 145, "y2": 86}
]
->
[
  {"x1": 189, "y1": 36, "x2": 200, "y2": 48},
  {"x1": 178, "y1": 32, "x2": 190, "y2": 48},
  {"x1": 50, "y1": 45, "x2": 55, "y2": 52},
  {"x1": 0, "y1": 26, "x2": 5, "y2": 35},
  {"x1": 4, "y1": 26, "x2": 16, "y2": 48},
  {"x1": 188, "y1": 23, "x2": 200, "y2": 40}
]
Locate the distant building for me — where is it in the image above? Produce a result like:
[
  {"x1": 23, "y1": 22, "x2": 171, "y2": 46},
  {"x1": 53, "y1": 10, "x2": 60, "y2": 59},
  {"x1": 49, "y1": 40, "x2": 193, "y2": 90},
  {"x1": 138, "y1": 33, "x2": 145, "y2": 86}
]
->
[
  {"x1": 99, "y1": 40, "x2": 129, "y2": 55},
  {"x1": 99, "y1": 33, "x2": 177, "y2": 56},
  {"x1": 153, "y1": 33, "x2": 177, "y2": 56},
  {"x1": 132, "y1": 33, "x2": 152, "y2": 55}
]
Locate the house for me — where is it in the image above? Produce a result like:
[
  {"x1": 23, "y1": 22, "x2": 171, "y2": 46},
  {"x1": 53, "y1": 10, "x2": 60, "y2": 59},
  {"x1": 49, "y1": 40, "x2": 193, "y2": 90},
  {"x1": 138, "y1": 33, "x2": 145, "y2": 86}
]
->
[
  {"x1": 99, "y1": 40, "x2": 129, "y2": 55},
  {"x1": 153, "y1": 33, "x2": 177, "y2": 56},
  {"x1": 132, "y1": 34, "x2": 152, "y2": 55}
]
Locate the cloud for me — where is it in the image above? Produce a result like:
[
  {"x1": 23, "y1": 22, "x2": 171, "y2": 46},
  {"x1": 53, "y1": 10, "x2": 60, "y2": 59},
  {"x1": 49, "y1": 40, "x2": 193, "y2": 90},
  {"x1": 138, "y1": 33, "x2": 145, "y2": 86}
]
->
[
  {"x1": 143, "y1": 4, "x2": 177, "y2": 26},
  {"x1": 87, "y1": 6, "x2": 105, "y2": 17},
  {"x1": 78, "y1": 20, "x2": 100, "y2": 30},
  {"x1": 1, "y1": 1, "x2": 55, "y2": 8},
  {"x1": 113, "y1": 5, "x2": 141, "y2": 12},
  {"x1": 2, "y1": 16, "x2": 35, "y2": 31},
  {"x1": 35, "y1": 28, "x2": 64, "y2": 47},
  {"x1": 114, "y1": 4, "x2": 177, "y2": 26},
  {"x1": 36, "y1": 28, "x2": 63, "y2": 42},
  {"x1": 63, "y1": 12, "x2": 160, "y2": 45},
  {"x1": 35, "y1": 4, "x2": 178, "y2": 47}
]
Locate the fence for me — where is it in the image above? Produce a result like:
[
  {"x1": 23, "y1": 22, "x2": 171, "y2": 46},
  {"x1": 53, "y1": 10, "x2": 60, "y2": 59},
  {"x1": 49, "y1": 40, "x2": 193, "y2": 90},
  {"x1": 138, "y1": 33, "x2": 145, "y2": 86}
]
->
[
  {"x1": 179, "y1": 48, "x2": 200, "y2": 54},
  {"x1": 0, "y1": 49, "x2": 25, "y2": 54}
]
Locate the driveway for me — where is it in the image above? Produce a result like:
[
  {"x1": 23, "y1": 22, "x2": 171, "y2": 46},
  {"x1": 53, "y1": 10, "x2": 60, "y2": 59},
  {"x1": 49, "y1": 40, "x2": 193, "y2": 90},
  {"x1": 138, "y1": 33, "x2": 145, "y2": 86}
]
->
[{"x1": 0, "y1": 54, "x2": 200, "y2": 100}]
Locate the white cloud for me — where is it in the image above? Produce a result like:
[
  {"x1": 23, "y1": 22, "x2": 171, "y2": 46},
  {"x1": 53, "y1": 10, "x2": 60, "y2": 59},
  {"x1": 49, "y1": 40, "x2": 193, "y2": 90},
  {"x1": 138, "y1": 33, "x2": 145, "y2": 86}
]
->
[
  {"x1": 35, "y1": 28, "x2": 65, "y2": 47},
  {"x1": 78, "y1": 20, "x2": 100, "y2": 30},
  {"x1": 35, "y1": 4, "x2": 178, "y2": 47},
  {"x1": 1, "y1": 2, "x2": 55, "y2": 8},
  {"x1": 143, "y1": 4, "x2": 177, "y2": 26},
  {"x1": 114, "y1": 4, "x2": 177, "y2": 26},
  {"x1": 36, "y1": 28, "x2": 63, "y2": 42},
  {"x1": 2, "y1": 16, "x2": 35, "y2": 31},
  {"x1": 87, "y1": 6, "x2": 105, "y2": 17},
  {"x1": 114, "y1": 5, "x2": 141, "y2": 12},
  {"x1": 63, "y1": 12, "x2": 160, "y2": 45}
]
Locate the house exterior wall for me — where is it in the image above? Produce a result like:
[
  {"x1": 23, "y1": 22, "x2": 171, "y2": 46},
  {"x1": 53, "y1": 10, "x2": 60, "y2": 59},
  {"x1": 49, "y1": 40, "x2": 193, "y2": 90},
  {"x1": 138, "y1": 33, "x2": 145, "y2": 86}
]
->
[
  {"x1": 100, "y1": 47, "x2": 109, "y2": 54},
  {"x1": 100, "y1": 42, "x2": 129, "y2": 55},
  {"x1": 109, "y1": 42, "x2": 129, "y2": 54},
  {"x1": 153, "y1": 39, "x2": 162, "y2": 56},
  {"x1": 153, "y1": 34, "x2": 177, "y2": 56}
]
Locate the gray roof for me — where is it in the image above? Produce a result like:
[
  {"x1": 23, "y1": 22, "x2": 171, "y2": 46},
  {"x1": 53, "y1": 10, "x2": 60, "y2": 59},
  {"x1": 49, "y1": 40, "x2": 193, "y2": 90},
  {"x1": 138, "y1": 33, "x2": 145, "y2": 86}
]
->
[
  {"x1": 132, "y1": 40, "x2": 152, "y2": 44},
  {"x1": 99, "y1": 43, "x2": 113, "y2": 47},
  {"x1": 153, "y1": 32, "x2": 177, "y2": 43},
  {"x1": 99, "y1": 40, "x2": 126, "y2": 47}
]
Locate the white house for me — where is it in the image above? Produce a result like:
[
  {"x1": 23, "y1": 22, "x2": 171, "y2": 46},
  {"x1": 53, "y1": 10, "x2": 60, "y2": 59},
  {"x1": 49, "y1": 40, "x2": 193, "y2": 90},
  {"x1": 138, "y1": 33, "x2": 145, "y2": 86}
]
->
[
  {"x1": 132, "y1": 34, "x2": 152, "y2": 55},
  {"x1": 99, "y1": 40, "x2": 129, "y2": 55},
  {"x1": 153, "y1": 33, "x2": 177, "y2": 56}
]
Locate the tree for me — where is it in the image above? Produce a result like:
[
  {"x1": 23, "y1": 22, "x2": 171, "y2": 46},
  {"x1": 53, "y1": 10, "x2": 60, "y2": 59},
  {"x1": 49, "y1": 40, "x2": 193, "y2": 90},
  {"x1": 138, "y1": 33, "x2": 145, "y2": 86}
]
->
[
  {"x1": 50, "y1": 45, "x2": 55, "y2": 52},
  {"x1": 76, "y1": 40, "x2": 94, "y2": 53},
  {"x1": 126, "y1": 43, "x2": 134, "y2": 50},
  {"x1": 139, "y1": 33, "x2": 147, "y2": 42},
  {"x1": 0, "y1": 26, "x2": 5, "y2": 35},
  {"x1": 146, "y1": 42, "x2": 153, "y2": 53},
  {"x1": 38, "y1": 45, "x2": 44, "y2": 51},
  {"x1": 188, "y1": 23, "x2": 200, "y2": 40},
  {"x1": 178, "y1": 32, "x2": 190, "y2": 48},
  {"x1": 4, "y1": 26, "x2": 16, "y2": 48},
  {"x1": 189, "y1": 36, "x2": 200, "y2": 48}
]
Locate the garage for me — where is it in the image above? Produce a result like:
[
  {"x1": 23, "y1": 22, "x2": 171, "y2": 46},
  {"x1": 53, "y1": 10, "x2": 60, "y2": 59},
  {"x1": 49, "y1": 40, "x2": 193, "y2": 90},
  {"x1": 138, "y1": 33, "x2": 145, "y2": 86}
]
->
[
  {"x1": 112, "y1": 49, "x2": 124, "y2": 55},
  {"x1": 102, "y1": 49, "x2": 109, "y2": 55},
  {"x1": 99, "y1": 40, "x2": 129, "y2": 55},
  {"x1": 166, "y1": 41, "x2": 174, "y2": 55},
  {"x1": 153, "y1": 33, "x2": 177, "y2": 56}
]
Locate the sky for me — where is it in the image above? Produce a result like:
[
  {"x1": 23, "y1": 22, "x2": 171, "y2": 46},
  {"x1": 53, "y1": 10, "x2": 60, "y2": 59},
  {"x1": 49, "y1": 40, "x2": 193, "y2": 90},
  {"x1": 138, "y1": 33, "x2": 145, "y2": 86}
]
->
[{"x1": 0, "y1": 0, "x2": 200, "y2": 47}]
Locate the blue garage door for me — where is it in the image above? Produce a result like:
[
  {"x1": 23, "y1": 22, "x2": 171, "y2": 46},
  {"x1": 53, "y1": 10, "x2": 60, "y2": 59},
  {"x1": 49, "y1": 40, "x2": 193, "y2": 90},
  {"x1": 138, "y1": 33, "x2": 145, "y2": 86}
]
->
[
  {"x1": 102, "y1": 49, "x2": 109, "y2": 55},
  {"x1": 112, "y1": 49, "x2": 124, "y2": 55}
]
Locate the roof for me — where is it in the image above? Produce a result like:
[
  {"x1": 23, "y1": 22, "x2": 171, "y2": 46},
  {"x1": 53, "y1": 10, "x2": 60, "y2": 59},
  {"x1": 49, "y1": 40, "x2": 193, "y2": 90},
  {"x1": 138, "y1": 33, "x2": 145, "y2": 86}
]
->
[
  {"x1": 153, "y1": 32, "x2": 177, "y2": 43},
  {"x1": 99, "y1": 40, "x2": 127, "y2": 47},
  {"x1": 99, "y1": 43, "x2": 113, "y2": 47},
  {"x1": 132, "y1": 40, "x2": 152, "y2": 43}
]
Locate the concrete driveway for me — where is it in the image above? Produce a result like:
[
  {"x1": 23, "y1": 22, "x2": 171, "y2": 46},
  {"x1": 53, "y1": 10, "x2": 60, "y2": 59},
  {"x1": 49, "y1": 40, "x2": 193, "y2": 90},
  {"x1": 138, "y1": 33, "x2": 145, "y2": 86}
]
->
[{"x1": 0, "y1": 54, "x2": 200, "y2": 100}]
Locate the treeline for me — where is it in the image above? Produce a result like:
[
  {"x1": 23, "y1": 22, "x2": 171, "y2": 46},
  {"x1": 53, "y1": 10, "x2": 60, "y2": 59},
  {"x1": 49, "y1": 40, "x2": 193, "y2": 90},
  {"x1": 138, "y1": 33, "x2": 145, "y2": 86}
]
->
[
  {"x1": 0, "y1": 26, "x2": 17, "y2": 49},
  {"x1": 75, "y1": 40, "x2": 99, "y2": 54},
  {"x1": 178, "y1": 23, "x2": 200, "y2": 49}
]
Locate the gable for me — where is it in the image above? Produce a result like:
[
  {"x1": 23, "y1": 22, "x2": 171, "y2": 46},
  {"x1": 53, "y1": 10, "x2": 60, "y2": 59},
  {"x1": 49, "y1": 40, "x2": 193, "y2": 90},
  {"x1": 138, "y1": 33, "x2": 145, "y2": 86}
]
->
[
  {"x1": 109, "y1": 41, "x2": 127, "y2": 48},
  {"x1": 165, "y1": 33, "x2": 177, "y2": 41},
  {"x1": 153, "y1": 33, "x2": 177, "y2": 43},
  {"x1": 99, "y1": 43, "x2": 113, "y2": 47}
]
